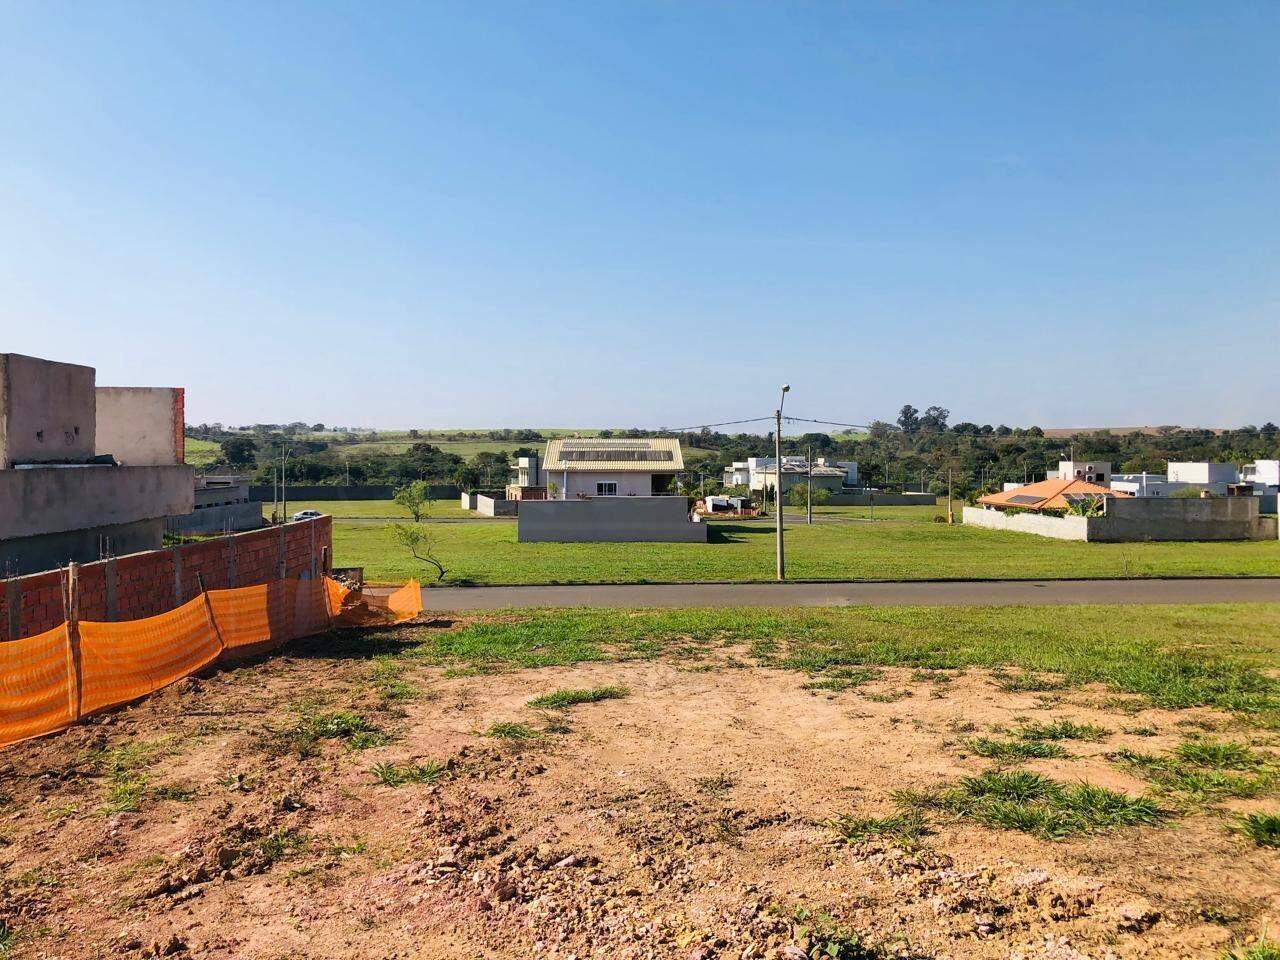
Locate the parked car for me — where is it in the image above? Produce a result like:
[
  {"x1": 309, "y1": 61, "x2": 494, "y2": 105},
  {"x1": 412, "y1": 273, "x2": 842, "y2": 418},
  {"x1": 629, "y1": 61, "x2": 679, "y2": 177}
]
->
[{"x1": 291, "y1": 509, "x2": 323, "y2": 521}]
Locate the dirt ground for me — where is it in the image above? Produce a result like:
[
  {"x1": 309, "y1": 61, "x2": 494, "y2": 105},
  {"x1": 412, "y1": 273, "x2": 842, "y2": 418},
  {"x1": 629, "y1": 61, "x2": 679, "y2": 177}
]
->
[{"x1": 2, "y1": 622, "x2": 1277, "y2": 960}]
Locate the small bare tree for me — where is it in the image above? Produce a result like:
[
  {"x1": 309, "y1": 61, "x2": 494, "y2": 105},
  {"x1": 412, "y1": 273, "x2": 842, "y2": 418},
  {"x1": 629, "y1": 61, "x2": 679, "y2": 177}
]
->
[{"x1": 386, "y1": 522, "x2": 446, "y2": 582}]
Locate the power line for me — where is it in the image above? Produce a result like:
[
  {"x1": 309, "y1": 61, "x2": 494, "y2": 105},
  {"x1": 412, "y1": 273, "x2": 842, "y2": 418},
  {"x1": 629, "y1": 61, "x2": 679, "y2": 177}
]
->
[
  {"x1": 782, "y1": 415, "x2": 873, "y2": 430},
  {"x1": 665, "y1": 419, "x2": 773, "y2": 435}
]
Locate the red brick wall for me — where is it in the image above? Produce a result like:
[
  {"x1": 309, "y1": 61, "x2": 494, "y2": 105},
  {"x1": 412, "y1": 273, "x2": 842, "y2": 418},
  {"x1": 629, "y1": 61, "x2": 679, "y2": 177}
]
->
[{"x1": 0, "y1": 516, "x2": 331, "y2": 640}]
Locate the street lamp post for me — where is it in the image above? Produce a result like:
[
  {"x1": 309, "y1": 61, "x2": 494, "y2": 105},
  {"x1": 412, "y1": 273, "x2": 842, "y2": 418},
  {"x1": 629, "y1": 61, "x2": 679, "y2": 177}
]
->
[
  {"x1": 776, "y1": 384, "x2": 790, "y2": 581},
  {"x1": 281, "y1": 445, "x2": 295, "y2": 523}
]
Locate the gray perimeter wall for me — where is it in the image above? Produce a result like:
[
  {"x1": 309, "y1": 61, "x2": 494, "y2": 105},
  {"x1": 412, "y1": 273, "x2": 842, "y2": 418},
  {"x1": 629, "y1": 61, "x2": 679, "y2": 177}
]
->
[
  {"x1": 476, "y1": 493, "x2": 518, "y2": 517},
  {"x1": 519, "y1": 497, "x2": 707, "y2": 543},
  {"x1": 167, "y1": 501, "x2": 263, "y2": 536},
  {"x1": 963, "y1": 500, "x2": 1277, "y2": 542}
]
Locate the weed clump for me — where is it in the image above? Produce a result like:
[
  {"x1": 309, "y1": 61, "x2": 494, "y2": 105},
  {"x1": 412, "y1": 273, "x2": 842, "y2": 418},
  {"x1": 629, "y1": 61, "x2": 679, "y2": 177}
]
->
[
  {"x1": 968, "y1": 737, "x2": 1067, "y2": 762},
  {"x1": 1232, "y1": 812, "x2": 1280, "y2": 848},
  {"x1": 528, "y1": 686, "x2": 629, "y2": 709},
  {"x1": 372, "y1": 760, "x2": 447, "y2": 787},
  {"x1": 896, "y1": 771, "x2": 1164, "y2": 840}
]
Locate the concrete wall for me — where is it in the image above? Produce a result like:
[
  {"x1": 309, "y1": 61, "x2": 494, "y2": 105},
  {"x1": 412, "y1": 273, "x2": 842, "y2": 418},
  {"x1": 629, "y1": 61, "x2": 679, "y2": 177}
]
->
[
  {"x1": 962, "y1": 506, "x2": 1090, "y2": 541},
  {"x1": 1094, "y1": 496, "x2": 1274, "y2": 542},
  {"x1": 0, "y1": 464, "x2": 194, "y2": 541},
  {"x1": 167, "y1": 501, "x2": 263, "y2": 536},
  {"x1": 519, "y1": 496, "x2": 706, "y2": 543},
  {"x1": 963, "y1": 500, "x2": 1277, "y2": 542},
  {"x1": 0, "y1": 353, "x2": 96, "y2": 467},
  {"x1": 475, "y1": 493, "x2": 518, "y2": 517},
  {"x1": 0, "y1": 516, "x2": 332, "y2": 639},
  {"x1": 826, "y1": 492, "x2": 938, "y2": 507},
  {"x1": 460, "y1": 491, "x2": 478, "y2": 510},
  {"x1": 0, "y1": 518, "x2": 167, "y2": 577},
  {"x1": 95, "y1": 386, "x2": 184, "y2": 465},
  {"x1": 1168, "y1": 462, "x2": 1239, "y2": 484}
]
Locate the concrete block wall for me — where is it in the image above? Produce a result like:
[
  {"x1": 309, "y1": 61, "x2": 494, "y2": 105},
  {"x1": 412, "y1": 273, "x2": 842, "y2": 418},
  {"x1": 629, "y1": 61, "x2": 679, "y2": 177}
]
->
[
  {"x1": 0, "y1": 354, "x2": 97, "y2": 467},
  {"x1": 94, "y1": 386, "x2": 185, "y2": 466},
  {"x1": 0, "y1": 516, "x2": 331, "y2": 640}
]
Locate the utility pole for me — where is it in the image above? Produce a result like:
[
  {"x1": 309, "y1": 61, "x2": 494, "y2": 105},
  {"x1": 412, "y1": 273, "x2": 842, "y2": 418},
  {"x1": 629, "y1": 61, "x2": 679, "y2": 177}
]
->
[
  {"x1": 806, "y1": 445, "x2": 813, "y2": 525},
  {"x1": 947, "y1": 468, "x2": 954, "y2": 524},
  {"x1": 281, "y1": 445, "x2": 294, "y2": 522},
  {"x1": 776, "y1": 384, "x2": 790, "y2": 581}
]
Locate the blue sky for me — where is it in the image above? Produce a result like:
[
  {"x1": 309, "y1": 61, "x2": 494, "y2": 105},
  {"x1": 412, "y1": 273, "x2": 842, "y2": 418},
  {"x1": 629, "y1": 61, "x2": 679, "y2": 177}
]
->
[{"x1": 1, "y1": 2, "x2": 1276, "y2": 430}]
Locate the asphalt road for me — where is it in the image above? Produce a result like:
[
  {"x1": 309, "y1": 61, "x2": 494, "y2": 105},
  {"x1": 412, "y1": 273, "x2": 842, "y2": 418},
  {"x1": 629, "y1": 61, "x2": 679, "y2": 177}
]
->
[{"x1": 414, "y1": 577, "x2": 1280, "y2": 610}]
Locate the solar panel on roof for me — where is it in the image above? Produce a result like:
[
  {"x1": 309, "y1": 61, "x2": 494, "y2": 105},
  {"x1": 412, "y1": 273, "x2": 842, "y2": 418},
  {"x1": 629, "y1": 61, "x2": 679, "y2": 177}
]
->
[
  {"x1": 1006, "y1": 494, "x2": 1043, "y2": 505},
  {"x1": 560, "y1": 449, "x2": 674, "y2": 462},
  {"x1": 560, "y1": 440, "x2": 653, "y2": 450}
]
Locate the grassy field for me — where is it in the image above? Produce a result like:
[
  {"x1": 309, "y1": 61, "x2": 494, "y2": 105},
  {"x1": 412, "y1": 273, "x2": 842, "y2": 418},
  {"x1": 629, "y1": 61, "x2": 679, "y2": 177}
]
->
[
  {"x1": 333, "y1": 513, "x2": 1280, "y2": 584},
  {"x1": 368, "y1": 602, "x2": 1280, "y2": 712},
  {"x1": 265, "y1": 498, "x2": 474, "y2": 520},
  {"x1": 183, "y1": 437, "x2": 220, "y2": 468}
]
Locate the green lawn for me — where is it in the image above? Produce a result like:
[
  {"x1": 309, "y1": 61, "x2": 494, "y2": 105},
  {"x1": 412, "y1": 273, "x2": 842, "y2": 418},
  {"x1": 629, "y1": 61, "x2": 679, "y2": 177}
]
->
[
  {"x1": 779, "y1": 503, "x2": 945, "y2": 522},
  {"x1": 333, "y1": 515, "x2": 1280, "y2": 585},
  {"x1": 265, "y1": 498, "x2": 474, "y2": 520}
]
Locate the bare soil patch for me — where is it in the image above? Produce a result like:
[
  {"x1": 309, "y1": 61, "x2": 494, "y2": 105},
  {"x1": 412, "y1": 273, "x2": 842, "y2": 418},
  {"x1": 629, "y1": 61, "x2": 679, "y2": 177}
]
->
[{"x1": 2, "y1": 626, "x2": 1278, "y2": 959}]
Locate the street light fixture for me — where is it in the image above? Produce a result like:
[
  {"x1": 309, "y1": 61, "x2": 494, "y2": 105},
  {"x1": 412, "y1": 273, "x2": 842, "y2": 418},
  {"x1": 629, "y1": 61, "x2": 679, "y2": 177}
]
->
[{"x1": 776, "y1": 384, "x2": 790, "y2": 581}]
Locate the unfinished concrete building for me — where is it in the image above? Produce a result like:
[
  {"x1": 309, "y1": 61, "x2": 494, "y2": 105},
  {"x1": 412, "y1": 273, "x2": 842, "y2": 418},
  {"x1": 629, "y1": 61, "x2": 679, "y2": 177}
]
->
[{"x1": 0, "y1": 353, "x2": 193, "y2": 575}]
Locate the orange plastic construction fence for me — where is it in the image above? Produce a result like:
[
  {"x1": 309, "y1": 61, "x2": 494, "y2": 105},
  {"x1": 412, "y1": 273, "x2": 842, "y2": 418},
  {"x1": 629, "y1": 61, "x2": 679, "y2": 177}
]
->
[
  {"x1": 359, "y1": 579, "x2": 423, "y2": 623},
  {"x1": 79, "y1": 595, "x2": 221, "y2": 716},
  {"x1": 0, "y1": 623, "x2": 74, "y2": 744},
  {"x1": 0, "y1": 575, "x2": 419, "y2": 748}
]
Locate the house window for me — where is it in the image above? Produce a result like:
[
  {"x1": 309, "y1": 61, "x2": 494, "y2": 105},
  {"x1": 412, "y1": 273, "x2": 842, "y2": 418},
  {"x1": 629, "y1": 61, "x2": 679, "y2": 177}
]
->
[{"x1": 596, "y1": 482, "x2": 618, "y2": 496}]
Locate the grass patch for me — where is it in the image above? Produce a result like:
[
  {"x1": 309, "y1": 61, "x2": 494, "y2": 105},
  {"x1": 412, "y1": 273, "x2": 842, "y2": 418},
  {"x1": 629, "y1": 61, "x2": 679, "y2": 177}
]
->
[
  {"x1": 802, "y1": 667, "x2": 880, "y2": 692},
  {"x1": 830, "y1": 810, "x2": 930, "y2": 847},
  {"x1": 898, "y1": 770, "x2": 1165, "y2": 840},
  {"x1": 1113, "y1": 740, "x2": 1277, "y2": 802},
  {"x1": 371, "y1": 659, "x2": 419, "y2": 701},
  {"x1": 1224, "y1": 942, "x2": 1280, "y2": 960},
  {"x1": 288, "y1": 710, "x2": 388, "y2": 755},
  {"x1": 528, "y1": 685, "x2": 629, "y2": 709},
  {"x1": 372, "y1": 760, "x2": 447, "y2": 787},
  {"x1": 1017, "y1": 719, "x2": 1110, "y2": 742},
  {"x1": 694, "y1": 773, "x2": 735, "y2": 795},
  {"x1": 968, "y1": 737, "x2": 1068, "y2": 761},
  {"x1": 1232, "y1": 812, "x2": 1280, "y2": 848},
  {"x1": 996, "y1": 672, "x2": 1067, "y2": 693},
  {"x1": 485, "y1": 722, "x2": 539, "y2": 741}
]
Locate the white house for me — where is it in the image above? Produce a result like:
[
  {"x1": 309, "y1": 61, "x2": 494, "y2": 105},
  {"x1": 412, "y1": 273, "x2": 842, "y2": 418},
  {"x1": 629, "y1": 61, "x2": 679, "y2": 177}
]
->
[
  {"x1": 1055, "y1": 460, "x2": 1112, "y2": 486},
  {"x1": 539, "y1": 437, "x2": 682, "y2": 498},
  {"x1": 1243, "y1": 460, "x2": 1280, "y2": 492},
  {"x1": 724, "y1": 456, "x2": 857, "y2": 494}
]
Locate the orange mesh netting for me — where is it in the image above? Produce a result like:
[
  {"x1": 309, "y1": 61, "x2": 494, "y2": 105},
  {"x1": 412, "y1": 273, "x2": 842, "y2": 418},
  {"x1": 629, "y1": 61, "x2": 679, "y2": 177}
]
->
[
  {"x1": 0, "y1": 624, "x2": 74, "y2": 745},
  {"x1": 79, "y1": 595, "x2": 221, "y2": 716},
  {"x1": 205, "y1": 580, "x2": 294, "y2": 658},
  {"x1": 0, "y1": 575, "x2": 421, "y2": 747}
]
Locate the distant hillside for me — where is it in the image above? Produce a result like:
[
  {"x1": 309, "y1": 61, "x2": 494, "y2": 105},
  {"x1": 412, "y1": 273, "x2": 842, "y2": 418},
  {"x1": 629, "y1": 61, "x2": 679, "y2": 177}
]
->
[{"x1": 1041, "y1": 426, "x2": 1226, "y2": 438}]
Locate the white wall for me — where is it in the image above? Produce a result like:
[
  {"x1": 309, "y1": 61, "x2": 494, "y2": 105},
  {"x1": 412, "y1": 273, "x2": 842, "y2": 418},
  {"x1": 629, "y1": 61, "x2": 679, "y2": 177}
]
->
[
  {"x1": 95, "y1": 387, "x2": 183, "y2": 466},
  {"x1": 1168, "y1": 462, "x2": 1239, "y2": 484},
  {"x1": 559, "y1": 471, "x2": 655, "y2": 498}
]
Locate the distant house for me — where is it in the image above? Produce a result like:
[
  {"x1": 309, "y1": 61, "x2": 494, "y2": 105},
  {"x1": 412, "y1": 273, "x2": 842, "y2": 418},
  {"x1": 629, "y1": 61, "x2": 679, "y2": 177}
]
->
[
  {"x1": 723, "y1": 456, "x2": 857, "y2": 494},
  {"x1": 977, "y1": 477, "x2": 1128, "y2": 513},
  {"x1": 540, "y1": 437, "x2": 683, "y2": 498},
  {"x1": 516, "y1": 437, "x2": 705, "y2": 543}
]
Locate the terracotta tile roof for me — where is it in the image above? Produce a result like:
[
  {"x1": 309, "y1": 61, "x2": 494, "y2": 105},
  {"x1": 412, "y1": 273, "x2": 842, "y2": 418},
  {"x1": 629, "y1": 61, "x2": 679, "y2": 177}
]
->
[{"x1": 977, "y1": 477, "x2": 1129, "y2": 512}]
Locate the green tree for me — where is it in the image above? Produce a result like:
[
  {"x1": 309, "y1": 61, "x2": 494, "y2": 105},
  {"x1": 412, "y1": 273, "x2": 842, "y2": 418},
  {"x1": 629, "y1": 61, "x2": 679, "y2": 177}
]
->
[
  {"x1": 220, "y1": 436, "x2": 257, "y2": 465},
  {"x1": 393, "y1": 480, "x2": 431, "y2": 522},
  {"x1": 787, "y1": 482, "x2": 831, "y2": 509}
]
